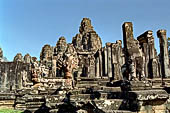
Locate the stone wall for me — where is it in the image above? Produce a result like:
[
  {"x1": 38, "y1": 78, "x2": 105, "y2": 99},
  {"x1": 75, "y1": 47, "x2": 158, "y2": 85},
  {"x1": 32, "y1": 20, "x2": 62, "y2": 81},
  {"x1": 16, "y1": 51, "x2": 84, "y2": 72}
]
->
[{"x1": 0, "y1": 62, "x2": 31, "y2": 92}]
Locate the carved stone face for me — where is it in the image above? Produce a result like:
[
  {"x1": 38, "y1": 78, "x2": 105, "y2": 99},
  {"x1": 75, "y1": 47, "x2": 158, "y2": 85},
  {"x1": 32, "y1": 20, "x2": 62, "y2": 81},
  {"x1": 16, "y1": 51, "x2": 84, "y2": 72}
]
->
[
  {"x1": 81, "y1": 18, "x2": 91, "y2": 28},
  {"x1": 41, "y1": 45, "x2": 52, "y2": 60},
  {"x1": 14, "y1": 53, "x2": 23, "y2": 62},
  {"x1": 24, "y1": 54, "x2": 31, "y2": 63},
  {"x1": 66, "y1": 44, "x2": 75, "y2": 55},
  {"x1": 57, "y1": 37, "x2": 67, "y2": 52},
  {"x1": 116, "y1": 40, "x2": 122, "y2": 46}
]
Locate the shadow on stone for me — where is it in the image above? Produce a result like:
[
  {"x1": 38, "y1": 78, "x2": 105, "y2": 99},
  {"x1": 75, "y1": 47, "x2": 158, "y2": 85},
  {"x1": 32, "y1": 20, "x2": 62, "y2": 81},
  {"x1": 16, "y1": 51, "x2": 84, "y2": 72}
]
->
[
  {"x1": 118, "y1": 80, "x2": 139, "y2": 112},
  {"x1": 22, "y1": 110, "x2": 32, "y2": 113},
  {"x1": 81, "y1": 102, "x2": 105, "y2": 113},
  {"x1": 164, "y1": 86, "x2": 170, "y2": 93},
  {"x1": 106, "y1": 80, "x2": 123, "y2": 87},
  {"x1": 34, "y1": 103, "x2": 50, "y2": 113}
]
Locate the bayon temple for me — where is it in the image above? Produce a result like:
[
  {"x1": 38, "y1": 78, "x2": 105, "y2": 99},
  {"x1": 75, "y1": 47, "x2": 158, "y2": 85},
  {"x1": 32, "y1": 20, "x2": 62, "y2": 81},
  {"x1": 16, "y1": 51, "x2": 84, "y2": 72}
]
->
[{"x1": 0, "y1": 18, "x2": 170, "y2": 113}]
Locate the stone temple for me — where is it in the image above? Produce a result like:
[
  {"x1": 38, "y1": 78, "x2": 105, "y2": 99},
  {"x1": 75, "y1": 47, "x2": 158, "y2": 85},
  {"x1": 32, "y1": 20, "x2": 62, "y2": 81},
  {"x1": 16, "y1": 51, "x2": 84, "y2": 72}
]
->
[{"x1": 0, "y1": 18, "x2": 170, "y2": 113}]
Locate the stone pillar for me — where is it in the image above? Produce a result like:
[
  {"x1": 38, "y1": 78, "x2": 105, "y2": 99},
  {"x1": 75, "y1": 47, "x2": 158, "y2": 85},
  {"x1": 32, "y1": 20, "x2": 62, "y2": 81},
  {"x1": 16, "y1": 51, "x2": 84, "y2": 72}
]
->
[
  {"x1": 106, "y1": 43, "x2": 112, "y2": 78},
  {"x1": 122, "y1": 22, "x2": 134, "y2": 52},
  {"x1": 122, "y1": 22, "x2": 137, "y2": 80},
  {"x1": 99, "y1": 50, "x2": 103, "y2": 77},
  {"x1": 95, "y1": 57, "x2": 100, "y2": 78},
  {"x1": 157, "y1": 30, "x2": 170, "y2": 77},
  {"x1": 89, "y1": 55, "x2": 95, "y2": 78},
  {"x1": 111, "y1": 41, "x2": 123, "y2": 80},
  {"x1": 143, "y1": 43, "x2": 149, "y2": 77},
  {"x1": 104, "y1": 47, "x2": 108, "y2": 76},
  {"x1": 111, "y1": 43, "x2": 117, "y2": 80}
]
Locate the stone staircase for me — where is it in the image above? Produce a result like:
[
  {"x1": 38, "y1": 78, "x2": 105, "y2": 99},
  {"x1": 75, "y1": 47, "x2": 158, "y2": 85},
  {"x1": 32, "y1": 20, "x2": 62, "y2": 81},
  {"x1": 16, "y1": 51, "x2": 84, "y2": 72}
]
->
[
  {"x1": 46, "y1": 77, "x2": 140, "y2": 113},
  {"x1": 6, "y1": 77, "x2": 169, "y2": 113},
  {"x1": 15, "y1": 92, "x2": 46, "y2": 112},
  {"x1": 0, "y1": 93, "x2": 15, "y2": 109}
]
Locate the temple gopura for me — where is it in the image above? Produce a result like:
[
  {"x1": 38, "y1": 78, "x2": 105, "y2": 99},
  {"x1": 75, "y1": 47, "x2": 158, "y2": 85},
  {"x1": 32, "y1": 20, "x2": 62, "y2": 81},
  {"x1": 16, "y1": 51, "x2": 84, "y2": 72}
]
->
[{"x1": 0, "y1": 18, "x2": 170, "y2": 113}]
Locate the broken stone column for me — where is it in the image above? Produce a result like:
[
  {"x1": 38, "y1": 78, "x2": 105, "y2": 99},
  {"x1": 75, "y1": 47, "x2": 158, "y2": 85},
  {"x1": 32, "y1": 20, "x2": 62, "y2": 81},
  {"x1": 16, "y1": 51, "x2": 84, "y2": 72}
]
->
[
  {"x1": 122, "y1": 22, "x2": 134, "y2": 53},
  {"x1": 137, "y1": 30, "x2": 160, "y2": 78},
  {"x1": 122, "y1": 22, "x2": 145, "y2": 80},
  {"x1": 122, "y1": 22, "x2": 136, "y2": 80},
  {"x1": 106, "y1": 43, "x2": 112, "y2": 78},
  {"x1": 157, "y1": 30, "x2": 170, "y2": 77},
  {"x1": 111, "y1": 41, "x2": 123, "y2": 80}
]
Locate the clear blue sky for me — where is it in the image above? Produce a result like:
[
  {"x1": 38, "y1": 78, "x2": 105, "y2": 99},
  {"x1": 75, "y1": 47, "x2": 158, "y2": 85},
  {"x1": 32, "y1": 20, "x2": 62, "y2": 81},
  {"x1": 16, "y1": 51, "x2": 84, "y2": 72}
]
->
[{"x1": 1, "y1": 0, "x2": 170, "y2": 61}]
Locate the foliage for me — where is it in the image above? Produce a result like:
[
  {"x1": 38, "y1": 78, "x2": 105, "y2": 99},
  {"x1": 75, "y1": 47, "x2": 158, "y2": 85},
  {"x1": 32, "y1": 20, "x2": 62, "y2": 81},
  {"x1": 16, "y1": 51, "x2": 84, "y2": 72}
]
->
[{"x1": 0, "y1": 109, "x2": 23, "y2": 113}]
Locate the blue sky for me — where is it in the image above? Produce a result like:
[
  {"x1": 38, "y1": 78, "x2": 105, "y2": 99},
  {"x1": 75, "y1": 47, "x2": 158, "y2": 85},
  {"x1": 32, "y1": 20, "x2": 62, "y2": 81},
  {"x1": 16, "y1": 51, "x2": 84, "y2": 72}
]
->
[{"x1": 0, "y1": 0, "x2": 170, "y2": 61}]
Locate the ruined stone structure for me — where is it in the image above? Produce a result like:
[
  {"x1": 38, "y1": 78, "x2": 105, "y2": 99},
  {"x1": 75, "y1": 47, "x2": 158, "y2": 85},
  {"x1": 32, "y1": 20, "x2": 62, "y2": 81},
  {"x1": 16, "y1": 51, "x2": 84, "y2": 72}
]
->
[
  {"x1": 157, "y1": 30, "x2": 170, "y2": 78},
  {"x1": 0, "y1": 18, "x2": 170, "y2": 113},
  {"x1": 0, "y1": 47, "x2": 3, "y2": 61}
]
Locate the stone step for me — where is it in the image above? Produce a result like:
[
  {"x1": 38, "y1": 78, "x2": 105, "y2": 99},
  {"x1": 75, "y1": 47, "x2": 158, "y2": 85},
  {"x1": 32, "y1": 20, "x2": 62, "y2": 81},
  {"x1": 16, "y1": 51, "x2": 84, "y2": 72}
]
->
[
  {"x1": 45, "y1": 95, "x2": 65, "y2": 103},
  {"x1": 0, "y1": 93, "x2": 14, "y2": 96},
  {"x1": 77, "y1": 77, "x2": 109, "y2": 81},
  {"x1": 76, "y1": 84, "x2": 98, "y2": 88},
  {"x1": 120, "y1": 81, "x2": 152, "y2": 91},
  {"x1": 108, "y1": 89, "x2": 168, "y2": 100},
  {"x1": 76, "y1": 81, "x2": 109, "y2": 87},
  {"x1": 15, "y1": 104, "x2": 26, "y2": 109},
  {"x1": 130, "y1": 86, "x2": 152, "y2": 91},
  {"x1": 70, "y1": 94, "x2": 91, "y2": 100},
  {"x1": 26, "y1": 102, "x2": 44, "y2": 105},
  {"x1": 0, "y1": 100, "x2": 14, "y2": 105},
  {"x1": 71, "y1": 89, "x2": 86, "y2": 95},
  {"x1": 50, "y1": 109, "x2": 58, "y2": 113},
  {"x1": 26, "y1": 104, "x2": 43, "y2": 108},
  {"x1": 0, "y1": 96, "x2": 15, "y2": 100},
  {"x1": 93, "y1": 99, "x2": 132, "y2": 111},
  {"x1": 70, "y1": 93, "x2": 107, "y2": 100},
  {"x1": 15, "y1": 100, "x2": 25, "y2": 104},
  {"x1": 15, "y1": 108, "x2": 26, "y2": 111},
  {"x1": 129, "y1": 81, "x2": 152, "y2": 87},
  {"x1": 102, "y1": 87, "x2": 121, "y2": 92},
  {"x1": 99, "y1": 81, "x2": 109, "y2": 86},
  {"x1": 77, "y1": 81, "x2": 99, "y2": 84},
  {"x1": 24, "y1": 108, "x2": 39, "y2": 112},
  {"x1": 150, "y1": 78, "x2": 170, "y2": 83},
  {"x1": 106, "y1": 110, "x2": 137, "y2": 113},
  {"x1": 38, "y1": 91, "x2": 48, "y2": 95}
]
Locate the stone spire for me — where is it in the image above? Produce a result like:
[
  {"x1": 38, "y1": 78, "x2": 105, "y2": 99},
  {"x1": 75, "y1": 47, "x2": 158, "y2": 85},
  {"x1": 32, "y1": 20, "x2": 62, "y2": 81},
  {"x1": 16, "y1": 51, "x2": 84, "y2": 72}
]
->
[
  {"x1": 79, "y1": 18, "x2": 94, "y2": 34},
  {"x1": 54, "y1": 36, "x2": 67, "y2": 55},
  {"x1": 40, "y1": 44, "x2": 53, "y2": 62},
  {"x1": 24, "y1": 53, "x2": 32, "y2": 64},
  {"x1": 13, "y1": 53, "x2": 23, "y2": 62}
]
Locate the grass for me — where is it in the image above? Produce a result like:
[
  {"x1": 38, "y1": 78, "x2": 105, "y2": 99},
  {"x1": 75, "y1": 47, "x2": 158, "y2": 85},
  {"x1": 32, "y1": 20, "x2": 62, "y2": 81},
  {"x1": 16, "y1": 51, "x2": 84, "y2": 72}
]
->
[{"x1": 0, "y1": 109, "x2": 23, "y2": 113}]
